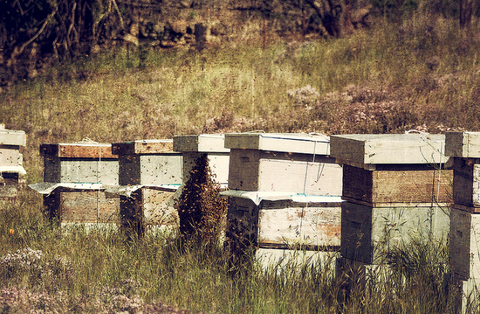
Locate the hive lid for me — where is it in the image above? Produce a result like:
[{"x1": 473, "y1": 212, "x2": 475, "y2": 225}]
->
[
  {"x1": 112, "y1": 139, "x2": 175, "y2": 155},
  {"x1": 40, "y1": 142, "x2": 117, "y2": 159},
  {"x1": 330, "y1": 133, "x2": 448, "y2": 169},
  {"x1": 0, "y1": 129, "x2": 26, "y2": 146},
  {"x1": 224, "y1": 133, "x2": 330, "y2": 155},
  {"x1": 173, "y1": 134, "x2": 229, "y2": 153},
  {"x1": 0, "y1": 166, "x2": 26, "y2": 175},
  {"x1": 28, "y1": 182, "x2": 104, "y2": 195},
  {"x1": 445, "y1": 131, "x2": 480, "y2": 158}
]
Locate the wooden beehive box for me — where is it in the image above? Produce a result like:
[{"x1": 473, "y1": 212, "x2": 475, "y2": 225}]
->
[
  {"x1": 41, "y1": 143, "x2": 119, "y2": 184},
  {"x1": 223, "y1": 190, "x2": 343, "y2": 254},
  {"x1": 224, "y1": 133, "x2": 342, "y2": 196},
  {"x1": 173, "y1": 134, "x2": 230, "y2": 186},
  {"x1": 340, "y1": 201, "x2": 450, "y2": 265},
  {"x1": 445, "y1": 131, "x2": 480, "y2": 213},
  {"x1": 330, "y1": 134, "x2": 453, "y2": 206},
  {"x1": 0, "y1": 127, "x2": 26, "y2": 199},
  {"x1": 112, "y1": 140, "x2": 183, "y2": 232},
  {"x1": 37, "y1": 142, "x2": 120, "y2": 224}
]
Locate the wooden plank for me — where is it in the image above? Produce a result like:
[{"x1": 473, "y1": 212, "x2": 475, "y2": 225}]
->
[
  {"x1": 0, "y1": 146, "x2": 22, "y2": 167},
  {"x1": 446, "y1": 131, "x2": 480, "y2": 158},
  {"x1": 225, "y1": 133, "x2": 331, "y2": 155},
  {"x1": 331, "y1": 134, "x2": 448, "y2": 167},
  {"x1": 173, "y1": 134, "x2": 229, "y2": 153},
  {"x1": 112, "y1": 140, "x2": 174, "y2": 155},
  {"x1": 258, "y1": 205, "x2": 341, "y2": 248},
  {"x1": 341, "y1": 201, "x2": 450, "y2": 264},
  {"x1": 342, "y1": 164, "x2": 453, "y2": 205},
  {"x1": 449, "y1": 207, "x2": 480, "y2": 279},
  {"x1": 142, "y1": 188, "x2": 179, "y2": 226},
  {"x1": 228, "y1": 149, "x2": 342, "y2": 196},
  {"x1": 59, "y1": 190, "x2": 120, "y2": 223},
  {"x1": 452, "y1": 157, "x2": 480, "y2": 209},
  {"x1": 0, "y1": 130, "x2": 26, "y2": 146},
  {"x1": 40, "y1": 143, "x2": 117, "y2": 159}
]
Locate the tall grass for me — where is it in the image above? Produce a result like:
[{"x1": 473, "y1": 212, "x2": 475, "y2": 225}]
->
[{"x1": 0, "y1": 190, "x2": 466, "y2": 313}]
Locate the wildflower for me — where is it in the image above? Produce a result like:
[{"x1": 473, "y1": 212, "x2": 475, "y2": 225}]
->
[{"x1": 9, "y1": 229, "x2": 14, "y2": 235}]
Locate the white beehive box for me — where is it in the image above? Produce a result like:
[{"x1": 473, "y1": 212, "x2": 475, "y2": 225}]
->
[
  {"x1": 223, "y1": 191, "x2": 343, "y2": 254},
  {"x1": 111, "y1": 139, "x2": 183, "y2": 233},
  {"x1": 341, "y1": 201, "x2": 450, "y2": 264},
  {"x1": 32, "y1": 142, "x2": 120, "y2": 225},
  {"x1": 173, "y1": 134, "x2": 230, "y2": 186},
  {"x1": 330, "y1": 134, "x2": 453, "y2": 205},
  {"x1": 225, "y1": 133, "x2": 342, "y2": 196},
  {"x1": 0, "y1": 127, "x2": 26, "y2": 199}
]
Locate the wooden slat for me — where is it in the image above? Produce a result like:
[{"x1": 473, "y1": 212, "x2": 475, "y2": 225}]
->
[
  {"x1": 60, "y1": 190, "x2": 120, "y2": 223},
  {"x1": 40, "y1": 143, "x2": 117, "y2": 159},
  {"x1": 112, "y1": 140, "x2": 174, "y2": 155},
  {"x1": 342, "y1": 164, "x2": 453, "y2": 205},
  {"x1": 331, "y1": 134, "x2": 448, "y2": 167}
]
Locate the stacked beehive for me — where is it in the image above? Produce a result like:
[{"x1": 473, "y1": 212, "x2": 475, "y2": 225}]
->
[
  {"x1": 111, "y1": 139, "x2": 183, "y2": 235},
  {"x1": 330, "y1": 134, "x2": 452, "y2": 292},
  {"x1": 0, "y1": 125, "x2": 26, "y2": 201},
  {"x1": 30, "y1": 142, "x2": 119, "y2": 229},
  {"x1": 445, "y1": 131, "x2": 480, "y2": 311},
  {"x1": 222, "y1": 133, "x2": 343, "y2": 269}
]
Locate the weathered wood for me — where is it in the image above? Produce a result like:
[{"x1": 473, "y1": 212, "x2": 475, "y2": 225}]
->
[
  {"x1": 450, "y1": 207, "x2": 480, "y2": 279},
  {"x1": 118, "y1": 154, "x2": 183, "y2": 185},
  {"x1": 0, "y1": 146, "x2": 23, "y2": 167},
  {"x1": 225, "y1": 133, "x2": 330, "y2": 155},
  {"x1": 445, "y1": 131, "x2": 480, "y2": 158},
  {"x1": 225, "y1": 194, "x2": 343, "y2": 256},
  {"x1": 258, "y1": 205, "x2": 341, "y2": 248},
  {"x1": 341, "y1": 201, "x2": 450, "y2": 264},
  {"x1": 228, "y1": 149, "x2": 342, "y2": 196},
  {"x1": 112, "y1": 139, "x2": 174, "y2": 155},
  {"x1": 256, "y1": 248, "x2": 339, "y2": 272},
  {"x1": 142, "y1": 188, "x2": 179, "y2": 226},
  {"x1": 0, "y1": 129, "x2": 26, "y2": 146},
  {"x1": 330, "y1": 134, "x2": 449, "y2": 169},
  {"x1": 40, "y1": 143, "x2": 117, "y2": 159},
  {"x1": 60, "y1": 190, "x2": 120, "y2": 223},
  {"x1": 44, "y1": 157, "x2": 119, "y2": 184},
  {"x1": 342, "y1": 164, "x2": 453, "y2": 205},
  {"x1": 173, "y1": 134, "x2": 229, "y2": 153}
]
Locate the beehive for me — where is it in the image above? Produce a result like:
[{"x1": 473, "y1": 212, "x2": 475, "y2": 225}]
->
[
  {"x1": 173, "y1": 134, "x2": 230, "y2": 186},
  {"x1": 445, "y1": 131, "x2": 480, "y2": 311},
  {"x1": 31, "y1": 142, "x2": 120, "y2": 226},
  {"x1": 331, "y1": 133, "x2": 452, "y2": 295},
  {"x1": 0, "y1": 127, "x2": 26, "y2": 200},
  {"x1": 225, "y1": 133, "x2": 343, "y2": 196},
  {"x1": 223, "y1": 191, "x2": 343, "y2": 261},
  {"x1": 111, "y1": 139, "x2": 183, "y2": 233}
]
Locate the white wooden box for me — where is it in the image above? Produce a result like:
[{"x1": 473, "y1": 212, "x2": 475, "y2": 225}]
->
[
  {"x1": 225, "y1": 133, "x2": 342, "y2": 196},
  {"x1": 37, "y1": 143, "x2": 120, "y2": 225},
  {"x1": 445, "y1": 131, "x2": 480, "y2": 158},
  {"x1": 173, "y1": 134, "x2": 230, "y2": 185},
  {"x1": 41, "y1": 143, "x2": 119, "y2": 184},
  {"x1": 256, "y1": 248, "x2": 339, "y2": 273},
  {"x1": 0, "y1": 128, "x2": 26, "y2": 199},
  {"x1": 223, "y1": 191, "x2": 343, "y2": 255},
  {"x1": 341, "y1": 201, "x2": 450, "y2": 264}
]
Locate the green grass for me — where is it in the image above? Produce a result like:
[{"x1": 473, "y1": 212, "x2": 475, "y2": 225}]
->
[{"x1": 1, "y1": 13, "x2": 480, "y2": 313}]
